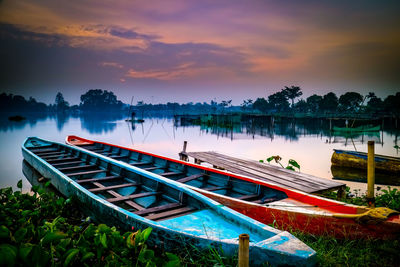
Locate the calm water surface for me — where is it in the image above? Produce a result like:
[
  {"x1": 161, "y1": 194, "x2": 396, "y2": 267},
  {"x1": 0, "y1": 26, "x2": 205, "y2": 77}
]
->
[{"x1": 1, "y1": 113, "x2": 399, "y2": 193}]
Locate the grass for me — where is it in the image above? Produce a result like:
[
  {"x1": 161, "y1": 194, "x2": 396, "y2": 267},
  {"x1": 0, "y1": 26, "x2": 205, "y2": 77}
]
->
[{"x1": 1, "y1": 181, "x2": 400, "y2": 266}]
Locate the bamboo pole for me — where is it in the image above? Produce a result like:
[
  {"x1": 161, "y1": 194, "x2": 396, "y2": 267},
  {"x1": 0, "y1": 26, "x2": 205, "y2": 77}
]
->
[
  {"x1": 179, "y1": 141, "x2": 188, "y2": 161},
  {"x1": 367, "y1": 141, "x2": 375, "y2": 207},
  {"x1": 238, "y1": 234, "x2": 249, "y2": 267}
]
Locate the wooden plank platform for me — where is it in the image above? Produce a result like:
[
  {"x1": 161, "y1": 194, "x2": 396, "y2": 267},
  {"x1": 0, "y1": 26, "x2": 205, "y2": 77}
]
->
[{"x1": 184, "y1": 151, "x2": 345, "y2": 194}]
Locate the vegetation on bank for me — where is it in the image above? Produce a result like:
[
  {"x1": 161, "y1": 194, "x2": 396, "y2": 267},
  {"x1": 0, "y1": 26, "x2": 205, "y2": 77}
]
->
[
  {"x1": 1, "y1": 87, "x2": 399, "y2": 118},
  {"x1": 1, "y1": 181, "x2": 400, "y2": 266}
]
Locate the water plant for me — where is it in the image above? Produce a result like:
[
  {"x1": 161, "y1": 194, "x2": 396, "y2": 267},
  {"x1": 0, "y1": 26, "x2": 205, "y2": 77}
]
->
[
  {"x1": 260, "y1": 155, "x2": 300, "y2": 171},
  {"x1": 0, "y1": 180, "x2": 178, "y2": 266}
]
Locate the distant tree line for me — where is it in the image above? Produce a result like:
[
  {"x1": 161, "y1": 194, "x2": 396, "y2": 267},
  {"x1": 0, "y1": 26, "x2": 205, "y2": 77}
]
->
[
  {"x1": 1, "y1": 87, "x2": 399, "y2": 117},
  {"x1": 251, "y1": 87, "x2": 400, "y2": 116}
]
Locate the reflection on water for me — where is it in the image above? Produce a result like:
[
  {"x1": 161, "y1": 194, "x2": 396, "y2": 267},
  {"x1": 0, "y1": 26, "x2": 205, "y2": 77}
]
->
[
  {"x1": 331, "y1": 166, "x2": 400, "y2": 186},
  {"x1": 1, "y1": 112, "x2": 399, "y2": 193}
]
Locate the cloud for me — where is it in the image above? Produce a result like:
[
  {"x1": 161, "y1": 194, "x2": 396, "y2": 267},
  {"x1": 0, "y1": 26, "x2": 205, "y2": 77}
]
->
[{"x1": 99, "y1": 62, "x2": 124, "y2": 69}]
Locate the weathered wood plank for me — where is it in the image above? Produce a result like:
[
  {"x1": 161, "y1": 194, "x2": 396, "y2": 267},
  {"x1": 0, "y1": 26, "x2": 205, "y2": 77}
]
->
[
  {"x1": 143, "y1": 166, "x2": 161, "y2": 171},
  {"x1": 202, "y1": 185, "x2": 229, "y2": 191},
  {"x1": 41, "y1": 153, "x2": 70, "y2": 159},
  {"x1": 53, "y1": 160, "x2": 84, "y2": 167},
  {"x1": 76, "y1": 176, "x2": 122, "y2": 184},
  {"x1": 68, "y1": 169, "x2": 105, "y2": 177},
  {"x1": 160, "y1": 171, "x2": 183, "y2": 177},
  {"x1": 110, "y1": 155, "x2": 129, "y2": 160},
  {"x1": 145, "y1": 206, "x2": 196, "y2": 221},
  {"x1": 237, "y1": 194, "x2": 260, "y2": 201},
  {"x1": 185, "y1": 151, "x2": 345, "y2": 194},
  {"x1": 176, "y1": 173, "x2": 204, "y2": 183},
  {"x1": 89, "y1": 183, "x2": 138, "y2": 193},
  {"x1": 130, "y1": 161, "x2": 152, "y2": 166},
  {"x1": 46, "y1": 157, "x2": 80, "y2": 163},
  {"x1": 134, "y1": 202, "x2": 183, "y2": 216},
  {"x1": 58, "y1": 164, "x2": 95, "y2": 172},
  {"x1": 35, "y1": 151, "x2": 64, "y2": 156},
  {"x1": 107, "y1": 191, "x2": 161, "y2": 203}
]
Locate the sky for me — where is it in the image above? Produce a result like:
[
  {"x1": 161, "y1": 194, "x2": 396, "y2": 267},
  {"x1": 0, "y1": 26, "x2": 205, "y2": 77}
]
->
[{"x1": 1, "y1": 0, "x2": 400, "y2": 105}]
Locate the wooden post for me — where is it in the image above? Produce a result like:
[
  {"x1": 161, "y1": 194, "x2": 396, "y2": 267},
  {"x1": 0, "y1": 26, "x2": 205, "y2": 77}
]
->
[
  {"x1": 179, "y1": 141, "x2": 188, "y2": 161},
  {"x1": 238, "y1": 234, "x2": 249, "y2": 267},
  {"x1": 367, "y1": 141, "x2": 375, "y2": 207}
]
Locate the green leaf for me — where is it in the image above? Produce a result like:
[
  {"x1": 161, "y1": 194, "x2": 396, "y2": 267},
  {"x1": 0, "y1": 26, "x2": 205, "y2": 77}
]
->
[
  {"x1": 165, "y1": 252, "x2": 181, "y2": 266},
  {"x1": 0, "y1": 225, "x2": 10, "y2": 239},
  {"x1": 41, "y1": 231, "x2": 67, "y2": 245},
  {"x1": 81, "y1": 252, "x2": 95, "y2": 261},
  {"x1": 138, "y1": 248, "x2": 154, "y2": 263},
  {"x1": 100, "y1": 233, "x2": 107, "y2": 248},
  {"x1": 286, "y1": 166, "x2": 295, "y2": 171},
  {"x1": 0, "y1": 244, "x2": 17, "y2": 266},
  {"x1": 97, "y1": 224, "x2": 111, "y2": 234},
  {"x1": 288, "y1": 159, "x2": 300, "y2": 170},
  {"x1": 64, "y1": 248, "x2": 79, "y2": 267},
  {"x1": 45, "y1": 181, "x2": 52, "y2": 188},
  {"x1": 14, "y1": 228, "x2": 28, "y2": 243},
  {"x1": 141, "y1": 227, "x2": 152, "y2": 243},
  {"x1": 259, "y1": 160, "x2": 264, "y2": 163},
  {"x1": 266, "y1": 156, "x2": 275, "y2": 163},
  {"x1": 17, "y1": 180, "x2": 22, "y2": 189},
  {"x1": 126, "y1": 232, "x2": 136, "y2": 249},
  {"x1": 18, "y1": 244, "x2": 33, "y2": 263}
]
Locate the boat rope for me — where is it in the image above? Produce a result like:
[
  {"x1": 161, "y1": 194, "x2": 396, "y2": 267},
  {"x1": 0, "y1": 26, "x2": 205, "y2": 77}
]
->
[{"x1": 332, "y1": 207, "x2": 399, "y2": 224}]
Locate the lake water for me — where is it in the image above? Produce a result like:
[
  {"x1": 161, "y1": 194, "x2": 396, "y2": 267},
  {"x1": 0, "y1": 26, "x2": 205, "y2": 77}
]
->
[{"x1": 1, "y1": 113, "x2": 399, "y2": 193}]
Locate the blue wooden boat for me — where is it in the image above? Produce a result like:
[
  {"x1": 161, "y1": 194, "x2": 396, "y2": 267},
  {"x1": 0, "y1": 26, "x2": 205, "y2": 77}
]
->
[
  {"x1": 332, "y1": 149, "x2": 400, "y2": 174},
  {"x1": 22, "y1": 137, "x2": 316, "y2": 266}
]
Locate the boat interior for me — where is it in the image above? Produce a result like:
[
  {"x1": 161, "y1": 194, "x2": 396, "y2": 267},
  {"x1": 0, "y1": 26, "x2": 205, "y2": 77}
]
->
[
  {"x1": 73, "y1": 142, "x2": 289, "y2": 205},
  {"x1": 26, "y1": 143, "x2": 208, "y2": 222}
]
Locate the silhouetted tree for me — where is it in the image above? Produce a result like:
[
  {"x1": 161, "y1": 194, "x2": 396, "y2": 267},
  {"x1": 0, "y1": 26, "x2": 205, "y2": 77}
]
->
[
  {"x1": 383, "y1": 92, "x2": 400, "y2": 114},
  {"x1": 241, "y1": 99, "x2": 253, "y2": 111},
  {"x1": 306, "y1": 94, "x2": 322, "y2": 113},
  {"x1": 338, "y1": 92, "x2": 363, "y2": 112},
  {"x1": 319, "y1": 92, "x2": 338, "y2": 113},
  {"x1": 55, "y1": 92, "x2": 69, "y2": 112},
  {"x1": 366, "y1": 93, "x2": 383, "y2": 113},
  {"x1": 293, "y1": 99, "x2": 308, "y2": 113},
  {"x1": 282, "y1": 86, "x2": 302, "y2": 108},
  {"x1": 253, "y1": 98, "x2": 269, "y2": 113},
  {"x1": 80, "y1": 89, "x2": 123, "y2": 111},
  {"x1": 268, "y1": 91, "x2": 289, "y2": 112}
]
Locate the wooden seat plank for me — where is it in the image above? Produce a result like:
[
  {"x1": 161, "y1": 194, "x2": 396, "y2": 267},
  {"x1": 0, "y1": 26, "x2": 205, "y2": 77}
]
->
[
  {"x1": 58, "y1": 164, "x2": 95, "y2": 172},
  {"x1": 159, "y1": 171, "x2": 183, "y2": 177},
  {"x1": 143, "y1": 166, "x2": 161, "y2": 171},
  {"x1": 110, "y1": 155, "x2": 129, "y2": 160},
  {"x1": 202, "y1": 185, "x2": 229, "y2": 191},
  {"x1": 76, "y1": 176, "x2": 122, "y2": 184},
  {"x1": 68, "y1": 169, "x2": 105, "y2": 177},
  {"x1": 237, "y1": 194, "x2": 260, "y2": 200},
  {"x1": 176, "y1": 173, "x2": 204, "y2": 183},
  {"x1": 134, "y1": 202, "x2": 183, "y2": 216},
  {"x1": 145, "y1": 206, "x2": 196, "y2": 221},
  {"x1": 89, "y1": 183, "x2": 139, "y2": 193},
  {"x1": 52, "y1": 160, "x2": 83, "y2": 167},
  {"x1": 35, "y1": 151, "x2": 64, "y2": 156},
  {"x1": 130, "y1": 161, "x2": 152, "y2": 166},
  {"x1": 107, "y1": 191, "x2": 161, "y2": 203},
  {"x1": 41, "y1": 153, "x2": 70, "y2": 159},
  {"x1": 46, "y1": 157, "x2": 80, "y2": 163}
]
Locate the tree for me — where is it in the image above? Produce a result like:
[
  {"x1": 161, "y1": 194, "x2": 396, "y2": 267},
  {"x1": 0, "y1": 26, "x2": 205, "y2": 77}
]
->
[
  {"x1": 241, "y1": 99, "x2": 253, "y2": 111},
  {"x1": 282, "y1": 86, "x2": 302, "y2": 108},
  {"x1": 366, "y1": 93, "x2": 383, "y2": 113},
  {"x1": 252, "y1": 98, "x2": 269, "y2": 113},
  {"x1": 319, "y1": 92, "x2": 338, "y2": 113},
  {"x1": 293, "y1": 99, "x2": 308, "y2": 113},
  {"x1": 383, "y1": 92, "x2": 400, "y2": 114},
  {"x1": 338, "y1": 92, "x2": 363, "y2": 112},
  {"x1": 268, "y1": 91, "x2": 289, "y2": 112},
  {"x1": 80, "y1": 89, "x2": 123, "y2": 111},
  {"x1": 55, "y1": 92, "x2": 69, "y2": 112},
  {"x1": 306, "y1": 94, "x2": 322, "y2": 113}
]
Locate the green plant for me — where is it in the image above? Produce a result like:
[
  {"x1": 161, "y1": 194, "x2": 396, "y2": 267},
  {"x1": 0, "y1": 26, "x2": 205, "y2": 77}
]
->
[
  {"x1": 0, "y1": 181, "x2": 179, "y2": 266},
  {"x1": 260, "y1": 155, "x2": 300, "y2": 171}
]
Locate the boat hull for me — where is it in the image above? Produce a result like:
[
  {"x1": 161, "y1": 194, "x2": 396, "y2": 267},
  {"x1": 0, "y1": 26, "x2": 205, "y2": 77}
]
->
[
  {"x1": 22, "y1": 137, "x2": 316, "y2": 266},
  {"x1": 66, "y1": 135, "x2": 400, "y2": 240},
  {"x1": 332, "y1": 149, "x2": 400, "y2": 174}
]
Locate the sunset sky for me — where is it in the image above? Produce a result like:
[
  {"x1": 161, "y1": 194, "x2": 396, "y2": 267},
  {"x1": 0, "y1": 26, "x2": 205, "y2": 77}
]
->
[{"x1": 1, "y1": 0, "x2": 399, "y2": 104}]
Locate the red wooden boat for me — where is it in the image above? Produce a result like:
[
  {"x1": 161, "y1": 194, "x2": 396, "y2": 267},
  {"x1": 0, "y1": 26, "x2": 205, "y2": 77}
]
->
[{"x1": 66, "y1": 135, "x2": 400, "y2": 239}]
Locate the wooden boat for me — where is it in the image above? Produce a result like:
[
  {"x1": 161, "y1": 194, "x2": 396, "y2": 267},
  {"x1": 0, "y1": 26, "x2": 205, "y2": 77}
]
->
[
  {"x1": 332, "y1": 125, "x2": 380, "y2": 132},
  {"x1": 66, "y1": 135, "x2": 400, "y2": 240},
  {"x1": 22, "y1": 137, "x2": 316, "y2": 266},
  {"x1": 332, "y1": 149, "x2": 400, "y2": 174}
]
